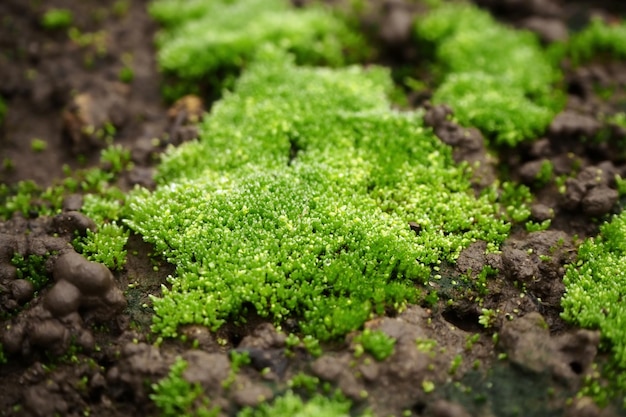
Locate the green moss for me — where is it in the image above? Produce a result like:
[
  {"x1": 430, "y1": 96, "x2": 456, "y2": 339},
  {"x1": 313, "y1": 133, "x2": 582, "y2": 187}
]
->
[
  {"x1": 0, "y1": 97, "x2": 6, "y2": 126},
  {"x1": 11, "y1": 253, "x2": 50, "y2": 290},
  {"x1": 73, "y1": 222, "x2": 129, "y2": 271},
  {"x1": 100, "y1": 144, "x2": 132, "y2": 175},
  {"x1": 41, "y1": 8, "x2": 73, "y2": 30},
  {"x1": 0, "y1": 180, "x2": 40, "y2": 219},
  {"x1": 569, "y1": 17, "x2": 626, "y2": 65},
  {"x1": 561, "y1": 211, "x2": 626, "y2": 402},
  {"x1": 237, "y1": 390, "x2": 361, "y2": 417},
  {"x1": 151, "y1": 357, "x2": 219, "y2": 417},
  {"x1": 30, "y1": 138, "x2": 47, "y2": 153},
  {"x1": 126, "y1": 50, "x2": 510, "y2": 340},
  {"x1": 414, "y1": 3, "x2": 563, "y2": 146},
  {"x1": 562, "y1": 212, "x2": 626, "y2": 361},
  {"x1": 222, "y1": 350, "x2": 251, "y2": 389},
  {"x1": 149, "y1": 0, "x2": 367, "y2": 100},
  {"x1": 353, "y1": 329, "x2": 396, "y2": 361}
]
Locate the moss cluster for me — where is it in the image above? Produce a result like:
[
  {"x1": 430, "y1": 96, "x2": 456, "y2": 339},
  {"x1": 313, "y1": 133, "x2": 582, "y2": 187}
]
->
[
  {"x1": 73, "y1": 222, "x2": 129, "y2": 271},
  {"x1": 353, "y1": 329, "x2": 396, "y2": 361},
  {"x1": 149, "y1": 0, "x2": 367, "y2": 99},
  {"x1": 562, "y1": 212, "x2": 626, "y2": 368},
  {"x1": 562, "y1": 210, "x2": 626, "y2": 405},
  {"x1": 569, "y1": 17, "x2": 626, "y2": 65},
  {"x1": 0, "y1": 96, "x2": 6, "y2": 126},
  {"x1": 151, "y1": 357, "x2": 219, "y2": 417},
  {"x1": 126, "y1": 48, "x2": 510, "y2": 341},
  {"x1": 414, "y1": 3, "x2": 563, "y2": 146},
  {"x1": 11, "y1": 253, "x2": 51, "y2": 290},
  {"x1": 238, "y1": 390, "x2": 363, "y2": 417},
  {"x1": 41, "y1": 8, "x2": 74, "y2": 30}
]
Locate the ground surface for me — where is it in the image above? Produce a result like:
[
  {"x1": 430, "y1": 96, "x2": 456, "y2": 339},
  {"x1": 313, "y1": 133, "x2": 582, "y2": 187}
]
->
[{"x1": 1, "y1": 0, "x2": 626, "y2": 416}]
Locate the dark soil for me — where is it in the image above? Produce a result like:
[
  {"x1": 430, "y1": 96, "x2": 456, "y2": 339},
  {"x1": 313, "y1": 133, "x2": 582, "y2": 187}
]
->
[{"x1": 1, "y1": 0, "x2": 626, "y2": 416}]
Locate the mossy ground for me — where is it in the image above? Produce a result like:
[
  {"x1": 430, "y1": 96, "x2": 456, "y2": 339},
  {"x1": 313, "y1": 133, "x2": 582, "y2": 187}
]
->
[{"x1": 2, "y1": 0, "x2": 626, "y2": 416}]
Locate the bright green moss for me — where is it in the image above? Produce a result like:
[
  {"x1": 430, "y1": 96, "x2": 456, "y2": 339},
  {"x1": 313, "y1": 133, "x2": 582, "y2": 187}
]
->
[
  {"x1": 151, "y1": 357, "x2": 219, "y2": 417},
  {"x1": 11, "y1": 253, "x2": 50, "y2": 290},
  {"x1": 41, "y1": 8, "x2": 73, "y2": 30},
  {"x1": 562, "y1": 212, "x2": 626, "y2": 367},
  {"x1": 126, "y1": 50, "x2": 510, "y2": 341},
  {"x1": 237, "y1": 390, "x2": 358, "y2": 417},
  {"x1": 73, "y1": 222, "x2": 129, "y2": 271},
  {"x1": 414, "y1": 3, "x2": 563, "y2": 146},
  {"x1": 0, "y1": 180, "x2": 40, "y2": 219},
  {"x1": 149, "y1": 0, "x2": 367, "y2": 98},
  {"x1": 569, "y1": 17, "x2": 626, "y2": 65},
  {"x1": 562, "y1": 211, "x2": 626, "y2": 404},
  {"x1": 353, "y1": 329, "x2": 396, "y2": 361}
]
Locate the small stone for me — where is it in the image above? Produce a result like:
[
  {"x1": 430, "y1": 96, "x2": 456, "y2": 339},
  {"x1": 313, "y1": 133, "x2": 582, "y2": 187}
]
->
[
  {"x1": 582, "y1": 186, "x2": 618, "y2": 216},
  {"x1": 43, "y1": 280, "x2": 81, "y2": 317},
  {"x1": 52, "y1": 211, "x2": 96, "y2": 236},
  {"x1": 531, "y1": 204, "x2": 554, "y2": 221},
  {"x1": 62, "y1": 194, "x2": 83, "y2": 212},
  {"x1": 10, "y1": 279, "x2": 35, "y2": 304},
  {"x1": 521, "y1": 17, "x2": 568, "y2": 42}
]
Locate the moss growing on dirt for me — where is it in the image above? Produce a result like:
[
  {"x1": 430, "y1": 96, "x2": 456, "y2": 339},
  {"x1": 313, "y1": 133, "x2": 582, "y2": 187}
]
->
[
  {"x1": 73, "y1": 222, "x2": 129, "y2": 271},
  {"x1": 414, "y1": 3, "x2": 563, "y2": 146},
  {"x1": 0, "y1": 97, "x2": 6, "y2": 126},
  {"x1": 353, "y1": 329, "x2": 396, "y2": 361},
  {"x1": 41, "y1": 8, "x2": 74, "y2": 30},
  {"x1": 11, "y1": 253, "x2": 50, "y2": 290},
  {"x1": 237, "y1": 390, "x2": 365, "y2": 417},
  {"x1": 126, "y1": 49, "x2": 511, "y2": 341},
  {"x1": 149, "y1": 0, "x2": 367, "y2": 99},
  {"x1": 562, "y1": 212, "x2": 626, "y2": 354},
  {"x1": 569, "y1": 17, "x2": 626, "y2": 65},
  {"x1": 562, "y1": 211, "x2": 626, "y2": 401},
  {"x1": 151, "y1": 357, "x2": 219, "y2": 417}
]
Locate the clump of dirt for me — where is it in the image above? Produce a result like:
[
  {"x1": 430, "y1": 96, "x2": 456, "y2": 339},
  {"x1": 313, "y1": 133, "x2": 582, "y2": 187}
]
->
[
  {"x1": 0, "y1": 0, "x2": 167, "y2": 187},
  {"x1": 0, "y1": 208, "x2": 126, "y2": 358}
]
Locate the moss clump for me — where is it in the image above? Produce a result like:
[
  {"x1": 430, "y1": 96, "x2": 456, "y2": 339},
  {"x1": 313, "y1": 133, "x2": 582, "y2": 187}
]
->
[
  {"x1": 237, "y1": 390, "x2": 362, "y2": 417},
  {"x1": 414, "y1": 3, "x2": 563, "y2": 146},
  {"x1": 11, "y1": 253, "x2": 50, "y2": 290},
  {"x1": 151, "y1": 357, "x2": 219, "y2": 417},
  {"x1": 353, "y1": 329, "x2": 396, "y2": 361},
  {"x1": 73, "y1": 222, "x2": 129, "y2": 271},
  {"x1": 149, "y1": 0, "x2": 367, "y2": 99},
  {"x1": 561, "y1": 211, "x2": 626, "y2": 403},
  {"x1": 0, "y1": 97, "x2": 6, "y2": 126},
  {"x1": 41, "y1": 8, "x2": 73, "y2": 30},
  {"x1": 126, "y1": 49, "x2": 510, "y2": 341},
  {"x1": 569, "y1": 17, "x2": 626, "y2": 65},
  {"x1": 562, "y1": 212, "x2": 626, "y2": 365}
]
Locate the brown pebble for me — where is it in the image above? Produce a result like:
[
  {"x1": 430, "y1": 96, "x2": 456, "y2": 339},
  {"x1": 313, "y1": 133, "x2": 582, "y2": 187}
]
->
[
  {"x1": 30, "y1": 319, "x2": 69, "y2": 348},
  {"x1": 44, "y1": 280, "x2": 81, "y2": 317},
  {"x1": 10, "y1": 279, "x2": 35, "y2": 303},
  {"x1": 53, "y1": 251, "x2": 114, "y2": 295}
]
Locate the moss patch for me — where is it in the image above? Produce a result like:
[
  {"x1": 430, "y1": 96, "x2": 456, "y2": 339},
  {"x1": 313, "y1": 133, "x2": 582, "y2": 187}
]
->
[
  {"x1": 414, "y1": 3, "x2": 563, "y2": 146},
  {"x1": 126, "y1": 49, "x2": 510, "y2": 341},
  {"x1": 562, "y1": 211, "x2": 626, "y2": 365},
  {"x1": 149, "y1": 0, "x2": 367, "y2": 99}
]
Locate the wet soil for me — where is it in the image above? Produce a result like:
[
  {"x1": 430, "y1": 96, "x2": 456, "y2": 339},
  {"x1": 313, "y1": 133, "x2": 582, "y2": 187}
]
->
[{"x1": 1, "y1": 0, "x2": 626, "y2": 416}]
